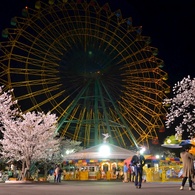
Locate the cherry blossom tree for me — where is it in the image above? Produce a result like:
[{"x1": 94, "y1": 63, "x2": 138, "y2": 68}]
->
[
  {"x1": 164, "y1": 76, "x2": 195, "y2": 140},
  {"x1": 60, "y1": 138, "x2": 83, "y2": 158},
  {"x1": 0, "y1": 87, "x2": 84, "y2": 180},
  {"x1": 0, "y1": 86, "x2": 19, "y2": 120},
  {"x1": 0, "y1": 93, "x2": 60, "y2": 180},
  {"x1": 38, "y1": 138, "x2": 83, "y2": 178}
]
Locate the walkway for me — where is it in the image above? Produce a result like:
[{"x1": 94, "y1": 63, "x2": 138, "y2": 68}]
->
[{"x1": 0, "y1": 181, "x2": 191, "y2": 195}]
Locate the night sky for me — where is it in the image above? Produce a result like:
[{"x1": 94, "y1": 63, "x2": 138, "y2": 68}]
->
[
  {"x1": 1, "y1": 0, "x2": 194, "y2": 86},
  {"x1": 0, "y1": 0, "x2": 195, "y2": 142}
]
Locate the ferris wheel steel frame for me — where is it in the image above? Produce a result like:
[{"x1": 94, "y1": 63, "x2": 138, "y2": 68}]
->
[{"x1": 0, "y1": 0, "x2": 170, "y2": 148}]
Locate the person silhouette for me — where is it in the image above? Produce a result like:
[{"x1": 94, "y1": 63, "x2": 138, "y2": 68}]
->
[
  {"x1": 180, "y1": 145, "x2": 195, "y2": 191},
  {"x1": 131, "y1": 150, "x2": 145, "y2": 189}
]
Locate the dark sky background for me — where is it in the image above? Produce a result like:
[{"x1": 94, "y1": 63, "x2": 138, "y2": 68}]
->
[
  {"x1": 0, "y1": 0, "x2": 194, "y2": 86},
  {"x1": 0, "y1": 0, "x2": 195, "y2": 143}
]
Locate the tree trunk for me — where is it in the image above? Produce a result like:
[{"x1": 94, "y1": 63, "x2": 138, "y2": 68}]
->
[
  {"x1": 43, "y1": 164, "x2": 48, "y2": 178},
  {"x1": 19, "y1": 160, "x2": 25, "y2": 181},
  {"x1": 21, "y1": 158, "x2": 31, "y2": 180}
]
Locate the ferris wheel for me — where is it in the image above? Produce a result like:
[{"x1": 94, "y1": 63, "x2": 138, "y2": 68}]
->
[{"x1": 0, "y1": 0, "x2": 170, "y2": 148}]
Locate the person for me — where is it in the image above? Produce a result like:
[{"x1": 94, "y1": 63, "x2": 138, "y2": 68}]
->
[
  {"x1": 53, "y1": 171, "x2": 56, "y2": 182},
  {"x1": 10, "y1": 163, "x2": 16, "y2": 177},
  {"x1": 54, "y1": 164, "x2": 60, "y2": 183},
  {"x1": 128, "y1": 164, "x2": 135, "y2": 182},
  {"x1": 128, "y1": 164, "x2": 131, "y2": 181},
  {"x1": 123, "y1": 162, "x2": 128, "y2": 183},
  {"x1": 101, "y1": 169, "x2": 106, "y2": 179},
  {"x1": 112, "y1": 165, "x2": 116, "y2": 176},
  {"x1": 58, "y1": 167, "x2": 63, "y2": 182},
  {"x1": 131, "y1": 150, "x2": 146, "y2": 188},
  {"x1": 131, "y1": 165, "x2": 135, "y2": 182},
  {"x1": 180, "y1": 145, "x2": 195, "y2": 191}
]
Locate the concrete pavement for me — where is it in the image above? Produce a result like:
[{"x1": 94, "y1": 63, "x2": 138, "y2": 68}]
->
[{"x1": 0, "y1": 180, "x2": 192, "y2": 195}]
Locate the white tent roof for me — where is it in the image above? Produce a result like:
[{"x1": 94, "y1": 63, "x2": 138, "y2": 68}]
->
[{"x1": 64, "y1": 142, "x2": 136, "y2": 160}]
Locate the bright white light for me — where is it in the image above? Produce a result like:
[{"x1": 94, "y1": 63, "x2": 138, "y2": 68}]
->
[
  {"x1": 155, "y1": 155, "x2": 160, "y2": 159},
  {"x1": 167, "y1": 139, "x2": 171, "y2": 144},
  {"x1": 99, "y1": 144, "x2": 110, "y2": 157},
  {"x1": 66, "y1": 149, "x2": 74, "y2": 155},
  {"x1": 140, "y1": 147, "x2": 146, "y2": 154}
]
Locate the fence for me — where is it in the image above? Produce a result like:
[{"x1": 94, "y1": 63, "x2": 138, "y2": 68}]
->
[
  {"x1": 144, "y1": 165, "x2": 183, "y2": 182},
  {"x1": 56, "y1": 164, "x2": 183, "y2": 182}
]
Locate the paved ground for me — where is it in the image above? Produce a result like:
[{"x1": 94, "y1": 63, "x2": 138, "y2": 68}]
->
[{"x1": 0, "y1": 181, "x2": 193, "y2": 195}]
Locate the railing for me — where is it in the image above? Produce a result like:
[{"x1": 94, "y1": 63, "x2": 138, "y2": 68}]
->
[
  {"x1": 144, "y1": 165, "x2": 182, "y2": 182},
  {"x1": 45, "y1": 165, "x2": 183, "y2": 182}
]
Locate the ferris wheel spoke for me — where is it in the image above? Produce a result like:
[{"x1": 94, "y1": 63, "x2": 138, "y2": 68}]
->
[
  {"x1": 118, "y1": 100, "x2": 162, "y2": 139},
  {"x1": 121, "y1": 97, "x2": 161, "y2": 118},
  {"x1": 0, "y1": 0, "x2": 169, "y2": 147}
]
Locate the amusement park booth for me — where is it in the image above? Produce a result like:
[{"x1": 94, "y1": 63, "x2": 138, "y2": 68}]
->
[{"x1": 63, "y1": 142, "x2": 136, "y2": 180}]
